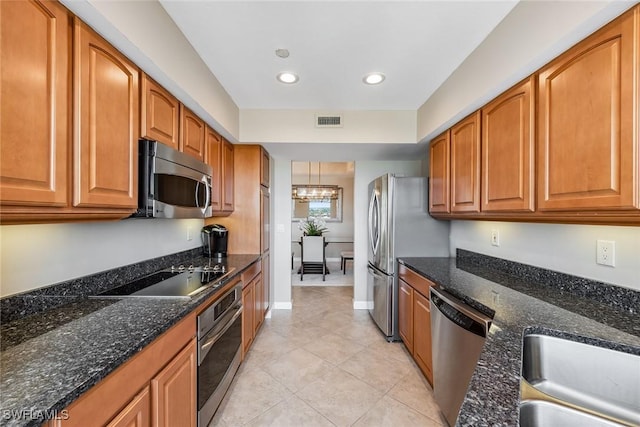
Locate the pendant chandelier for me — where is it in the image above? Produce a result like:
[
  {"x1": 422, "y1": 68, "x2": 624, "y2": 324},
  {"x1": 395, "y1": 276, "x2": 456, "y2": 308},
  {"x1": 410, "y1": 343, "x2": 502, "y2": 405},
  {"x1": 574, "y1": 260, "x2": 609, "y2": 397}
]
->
[{"x1": 292, "y1": 162, "x2": 340, "y2": 202}]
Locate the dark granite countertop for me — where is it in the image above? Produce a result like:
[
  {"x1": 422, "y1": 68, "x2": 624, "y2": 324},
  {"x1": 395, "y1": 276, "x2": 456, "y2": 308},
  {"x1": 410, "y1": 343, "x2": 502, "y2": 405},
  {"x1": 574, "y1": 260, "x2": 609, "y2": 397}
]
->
[
  {"x1": 398, "y1": 253, "x2": 640, "y2": 427},
  {"x1": 0, "y1": 253, "x2": 261, "y2": 427}
]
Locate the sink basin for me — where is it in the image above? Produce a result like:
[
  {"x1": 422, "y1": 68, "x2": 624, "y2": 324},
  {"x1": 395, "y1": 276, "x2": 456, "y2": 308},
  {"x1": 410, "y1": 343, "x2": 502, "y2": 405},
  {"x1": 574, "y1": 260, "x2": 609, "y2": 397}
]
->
[
  {"x1": 520, "y1": 400, "x2": 625, "y2": 427},
  {"x1": 520, "y1": 334, "x2": 640, "y2": 426}
]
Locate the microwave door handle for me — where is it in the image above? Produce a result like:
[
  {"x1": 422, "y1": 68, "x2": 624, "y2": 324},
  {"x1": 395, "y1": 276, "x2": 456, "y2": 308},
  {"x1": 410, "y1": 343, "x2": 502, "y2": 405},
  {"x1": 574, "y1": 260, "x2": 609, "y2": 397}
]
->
[
  {"x1": 195, "y1": 180, "x2": 201, "y2": 208},
  {"x1": 201, "y1": 176, "x2": 211, "y2": 214}
]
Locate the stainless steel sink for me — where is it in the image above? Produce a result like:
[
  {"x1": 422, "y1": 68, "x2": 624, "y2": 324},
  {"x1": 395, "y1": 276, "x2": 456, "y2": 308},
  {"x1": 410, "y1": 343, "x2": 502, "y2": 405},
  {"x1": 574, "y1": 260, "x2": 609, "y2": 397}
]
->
[
  {"x1": 520, "y1": 400, "x2": 626, "y2": 427},
  {"x1": 520, "y1": 334, "x2": 640, "y2": 426}
]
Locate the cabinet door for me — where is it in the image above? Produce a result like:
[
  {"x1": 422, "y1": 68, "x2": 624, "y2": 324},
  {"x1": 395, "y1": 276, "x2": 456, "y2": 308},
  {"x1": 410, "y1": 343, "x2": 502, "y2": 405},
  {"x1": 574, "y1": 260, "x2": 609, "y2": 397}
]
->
[
  {"x1": 451, "y1": 111, "x2": 481, "y2": 213},
  {"x1": 260, "y1": 147, "x2": 270, "y2": 188},
  {"x1": 253, "y1": 274, "x2": 263, "y2": 334},
  {"x1": 241, "y1": 282, "x2": 255, "y2": 357},
  {"x1": 141, "y1": 75, "x2": 179, "y2": 150},
  {"x1": 74, "y1": 19, "x2": 139, "y2": 209},
  {"x1": 413, "y1": 291, "x2": 433, "y2": 385},
  {"x1": 180, "y1": 106, "x2": 205, "y2": 161},
  {"x1": 0, "y1": 0, "x2": 69, "y2": 207},
  {"x1": 106, "y1": 386, "x2": 151, "y2": 427},
  {"x1": 398, "y1": 279, "x2": 414, "y2": 354},
  {"x1": 538, "y1": 7, "x2": 640, "y2": 211},
  {"x1": 429, "y1": 131, "x2": 450, "y2": 213},
  {"x1": 206, "y1": 127, "x2": 223, "y2": 212},
  {"x1": 222, "y1": 138, "x2": 235, "y2": 212},
  {"x1": 151, "y1": 339, "x2": 197, "y2": 427},
  {"x1": 261, "y1": 187, "x2": 270, "y2": 253},
  {"x1": 262, "y1": 253, "x2": 270, "y2": 316},
  {"x1": 482, "y1": 77, "x2": 535, "y2": 212}
]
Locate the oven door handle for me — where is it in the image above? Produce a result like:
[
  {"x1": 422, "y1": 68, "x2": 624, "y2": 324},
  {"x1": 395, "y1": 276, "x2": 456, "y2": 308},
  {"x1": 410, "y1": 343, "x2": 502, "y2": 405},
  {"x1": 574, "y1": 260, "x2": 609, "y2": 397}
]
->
[{"x1": 199, "y1": 304, "x2": 243, "y2": 365}]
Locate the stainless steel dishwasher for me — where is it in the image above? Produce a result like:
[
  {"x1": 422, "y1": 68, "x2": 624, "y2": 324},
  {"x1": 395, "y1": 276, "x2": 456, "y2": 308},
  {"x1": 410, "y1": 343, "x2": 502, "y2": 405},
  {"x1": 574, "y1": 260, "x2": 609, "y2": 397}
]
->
[{"x1": 430, "y1": 286, "x2": 493, "y2": 427}]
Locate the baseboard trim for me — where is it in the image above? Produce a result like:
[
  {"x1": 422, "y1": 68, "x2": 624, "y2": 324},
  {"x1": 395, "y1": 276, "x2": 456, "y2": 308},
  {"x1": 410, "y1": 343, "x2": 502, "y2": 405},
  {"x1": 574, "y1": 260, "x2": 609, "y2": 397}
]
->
[
  {"x1": 352, "y1": 300, "x2": 370, "y2": 310},
  {"x1": 293, "y1": 283, "x2": 352, "y2": 287},
  {"x1": 273, "y1": 301, "x2": 293, "y2": 310}
]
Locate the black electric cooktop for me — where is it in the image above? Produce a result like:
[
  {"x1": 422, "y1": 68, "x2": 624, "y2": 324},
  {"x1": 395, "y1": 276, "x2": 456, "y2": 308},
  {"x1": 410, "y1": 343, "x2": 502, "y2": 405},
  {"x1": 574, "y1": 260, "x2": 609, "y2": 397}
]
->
[{"x1": 96, "y1": 264, "x2": 235, "y2": 298}]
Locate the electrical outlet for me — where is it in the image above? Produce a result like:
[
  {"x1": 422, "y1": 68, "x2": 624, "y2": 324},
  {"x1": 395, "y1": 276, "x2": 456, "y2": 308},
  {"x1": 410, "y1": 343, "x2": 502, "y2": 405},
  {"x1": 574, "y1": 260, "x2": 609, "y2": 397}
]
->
[
  {"x1": 491, "y1": 229, "x2": 500, "y2": 247},
  {"x1": 491, "y1": 290, "x2": 500, "y2": 305},
  {"x1": 596, "y1": 240, "x2": 615, "y2": 267},
  {"x1": 187, "y1": 226, "x2": 193, "y2": 241}
]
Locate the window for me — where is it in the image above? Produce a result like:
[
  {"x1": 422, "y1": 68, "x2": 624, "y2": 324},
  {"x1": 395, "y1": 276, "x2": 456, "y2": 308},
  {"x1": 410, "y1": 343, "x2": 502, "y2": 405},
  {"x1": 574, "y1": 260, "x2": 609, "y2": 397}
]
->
[{"x1": 292, "y1": 187, "x2": 343, "y2": 222}]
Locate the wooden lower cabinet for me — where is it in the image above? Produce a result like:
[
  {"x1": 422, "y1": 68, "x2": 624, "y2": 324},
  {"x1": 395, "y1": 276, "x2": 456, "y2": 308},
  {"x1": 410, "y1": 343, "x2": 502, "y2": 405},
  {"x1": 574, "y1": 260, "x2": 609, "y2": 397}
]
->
[
  {"x1": 60, "y1": 314, "x2": 196, "y2": 427},
  {"x1": 398, "y1": 279, "x2": 414, "y2": 354},
  {"x1": 413, "y1": 291, "x2": 433, "y2": 383},
  {"x1": 241, "y1": 260, "x2": 265, "y2": 358},
  {"x1": 151, "y1": 339, "x2": 197, "y2": 427},
  {"x1": 242, "y1": 277, "x2": 255, "y2": 356},
  {"x1": 107, "y1": 387, "x2": 151, "y2": 427},
  {"x1": 253, "y1": 274, "x2": 264, "y2": 335},
  {"x1": 398, "y1": 264, "x2": 435, "y2": 385}
]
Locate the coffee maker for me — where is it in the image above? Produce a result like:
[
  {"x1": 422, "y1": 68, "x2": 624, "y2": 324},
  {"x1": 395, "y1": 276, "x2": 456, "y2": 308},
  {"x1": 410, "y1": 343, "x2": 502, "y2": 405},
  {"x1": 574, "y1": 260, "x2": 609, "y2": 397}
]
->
[{"x1": 201, "y1": 224, "x2": 228, "y2": 258}]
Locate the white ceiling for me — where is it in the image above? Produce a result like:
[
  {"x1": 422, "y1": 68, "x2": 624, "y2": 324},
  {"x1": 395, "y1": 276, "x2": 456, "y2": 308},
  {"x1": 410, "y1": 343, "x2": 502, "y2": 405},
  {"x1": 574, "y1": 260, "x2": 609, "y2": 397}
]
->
[{"x1": 159, "y1": 0, "x2": 518, "y2": 111}]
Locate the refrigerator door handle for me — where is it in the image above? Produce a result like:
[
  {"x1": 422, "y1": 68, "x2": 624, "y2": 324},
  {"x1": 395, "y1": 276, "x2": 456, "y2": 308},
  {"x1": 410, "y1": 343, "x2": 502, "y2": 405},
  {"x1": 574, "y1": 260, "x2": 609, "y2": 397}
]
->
[
  {"x1": 367, "y1": 264, "x2": 383, "y2": 278},
  {"x1": 368, "y1": 190, "x2": 380, "y2": 257}
]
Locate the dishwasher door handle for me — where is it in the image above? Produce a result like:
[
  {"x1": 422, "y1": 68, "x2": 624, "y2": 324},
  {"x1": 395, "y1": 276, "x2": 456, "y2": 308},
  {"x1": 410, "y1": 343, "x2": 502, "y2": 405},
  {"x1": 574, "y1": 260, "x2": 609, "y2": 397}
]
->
[{"x1": 430, "y1": 286, "x2": 492, "y2": 337}]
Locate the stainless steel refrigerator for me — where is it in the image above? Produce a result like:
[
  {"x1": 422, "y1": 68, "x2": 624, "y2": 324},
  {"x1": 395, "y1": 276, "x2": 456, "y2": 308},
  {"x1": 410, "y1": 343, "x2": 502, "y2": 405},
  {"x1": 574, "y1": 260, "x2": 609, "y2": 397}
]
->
[{"x1": 367, "y1": 174, "x2": 450, "y2": 341}]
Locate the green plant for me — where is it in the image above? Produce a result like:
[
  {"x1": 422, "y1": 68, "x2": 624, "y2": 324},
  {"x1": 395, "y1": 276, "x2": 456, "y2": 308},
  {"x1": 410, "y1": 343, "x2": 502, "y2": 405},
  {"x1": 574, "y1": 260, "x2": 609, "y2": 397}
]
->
[{"x1": 299, "y1": 217, "x2": 328, "y2": 236}]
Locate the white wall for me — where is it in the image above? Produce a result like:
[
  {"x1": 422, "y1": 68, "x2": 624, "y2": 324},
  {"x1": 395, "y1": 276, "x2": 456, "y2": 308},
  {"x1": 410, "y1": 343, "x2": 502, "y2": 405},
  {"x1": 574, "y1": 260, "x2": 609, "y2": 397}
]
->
[
  {"x1": 272, "y1": 158, "x2": 293, "y2": 309},
  {"x1": 353, "y1": 161, "x2": 423, "y2": 308},
  {"x1": 291, "y1": 174, "x2": 354, "y2": 260},
  {"x1": 0, "y1": 219, "x2": 203, "y2": 297},
  {"x1": 241, "y1": 110, "x2": 416, "y2": 144},
  {"x1": 450, "y1": 221, "x2": 640, "y2": 291}
]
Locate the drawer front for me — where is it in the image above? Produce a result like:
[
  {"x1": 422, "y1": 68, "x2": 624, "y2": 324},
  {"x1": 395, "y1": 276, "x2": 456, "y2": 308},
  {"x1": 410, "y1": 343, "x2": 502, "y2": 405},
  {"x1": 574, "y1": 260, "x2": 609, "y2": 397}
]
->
[
  {"x1": 398, "y1": 264, "x2": 434, "y2": 299},
  {"x1": 241, "y1": 261, "x2": 261, "y2": 287}
]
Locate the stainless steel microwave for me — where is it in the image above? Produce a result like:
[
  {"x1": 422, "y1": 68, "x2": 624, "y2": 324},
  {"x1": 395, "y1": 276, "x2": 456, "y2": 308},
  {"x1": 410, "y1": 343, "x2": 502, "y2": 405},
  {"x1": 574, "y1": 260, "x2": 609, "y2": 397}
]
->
[{"x1": 134, "y1": 139, "x2": 213, "y2": 219}]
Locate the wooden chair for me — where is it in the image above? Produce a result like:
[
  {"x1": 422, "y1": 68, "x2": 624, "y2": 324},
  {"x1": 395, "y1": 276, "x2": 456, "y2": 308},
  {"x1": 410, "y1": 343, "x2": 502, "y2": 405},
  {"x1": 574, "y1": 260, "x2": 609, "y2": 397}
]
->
[
  {"x1": 300, "y1": 236, "x2": 326, "y2": 281},
  {"x1": 340, "y1": 251, "x2": 353, "y2": 274}
]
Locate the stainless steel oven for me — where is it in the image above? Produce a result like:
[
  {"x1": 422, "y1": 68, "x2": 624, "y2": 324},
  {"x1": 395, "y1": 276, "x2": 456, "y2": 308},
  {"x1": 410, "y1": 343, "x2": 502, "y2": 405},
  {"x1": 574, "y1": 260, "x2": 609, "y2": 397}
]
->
[
  {"x1": 197, "y1": 284, "x2": 242, "y2": 427},
  {"x1": 135, "y1": 139, "x2": 213, "y2": 219}
]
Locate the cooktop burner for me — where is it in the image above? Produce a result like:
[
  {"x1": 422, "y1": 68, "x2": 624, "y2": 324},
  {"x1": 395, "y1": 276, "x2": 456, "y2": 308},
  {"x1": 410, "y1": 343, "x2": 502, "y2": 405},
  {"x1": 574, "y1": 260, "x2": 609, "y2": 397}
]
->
[{"x1": 96, "y1": 264, "x2": 235, "y2": 298}]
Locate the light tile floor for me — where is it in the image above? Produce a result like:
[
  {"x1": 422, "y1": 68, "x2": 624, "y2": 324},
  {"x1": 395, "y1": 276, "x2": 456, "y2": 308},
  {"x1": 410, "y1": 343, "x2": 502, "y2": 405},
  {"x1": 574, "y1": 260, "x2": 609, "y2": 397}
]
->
[{"x1": 211, "y1": 286, "x2": 446, "y2": 427}]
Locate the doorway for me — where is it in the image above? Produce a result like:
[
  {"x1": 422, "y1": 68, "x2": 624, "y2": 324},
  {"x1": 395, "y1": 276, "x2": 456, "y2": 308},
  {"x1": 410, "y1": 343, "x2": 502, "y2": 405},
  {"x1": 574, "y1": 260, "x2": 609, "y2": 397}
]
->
[{"x1": 291, "y1": 161, "x2": 355, "y2": 288}]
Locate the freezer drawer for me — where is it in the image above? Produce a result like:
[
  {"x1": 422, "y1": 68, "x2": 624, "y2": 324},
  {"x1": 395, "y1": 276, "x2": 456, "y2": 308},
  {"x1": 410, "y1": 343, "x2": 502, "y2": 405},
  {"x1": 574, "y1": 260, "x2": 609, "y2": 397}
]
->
[{"x1": 367, "y1": 264, "x2": 396, "y2": 340}]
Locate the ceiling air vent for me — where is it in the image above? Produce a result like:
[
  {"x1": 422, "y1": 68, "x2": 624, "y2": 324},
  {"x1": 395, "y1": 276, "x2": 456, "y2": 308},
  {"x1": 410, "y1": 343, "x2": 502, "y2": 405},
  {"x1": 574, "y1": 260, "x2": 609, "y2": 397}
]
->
[{"x1": 315, "y1": 114, "x2": 343, "y2": 128}]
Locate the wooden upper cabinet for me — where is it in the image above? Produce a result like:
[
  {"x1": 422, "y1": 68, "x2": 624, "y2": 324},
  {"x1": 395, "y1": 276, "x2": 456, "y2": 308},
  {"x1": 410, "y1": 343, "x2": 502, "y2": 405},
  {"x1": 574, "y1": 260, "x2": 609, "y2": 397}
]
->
[
  {"x1": 261, "y1": 147, "x2": 270, "y2": 188},
  {"x1": 0, "y1": 0, "x2": 70, "y2": 207},
  {"x1": 206, "y1": 128, "x2": 234, "y2": 214},
  {"x1": 206, "y1": 128, "x2": 223, "y2": 211},
  {"x1": 73, "y1": 18, "x2": 139, "y2": 209},
  {"x1": 538, "y1": 6, "x2": 640, "y2": 212},
  {"x1": 222, "y1": 138, "x2": 235, "y2": 212},
  {"x1": 451, "y1": 111, "x2": 481, "y2": 213},
  {"x1": 180, "y1": 106, "x2": 206, "y2": 161},
  {"x1": 429, "y1": 131, "x2": 451, "y2": 213},
  {"x1": 481, "y1": 76, "x2": 535, "y2": 212},
  {"x1": 141, "y1": 74, "x2": 179, "y2": 150}
]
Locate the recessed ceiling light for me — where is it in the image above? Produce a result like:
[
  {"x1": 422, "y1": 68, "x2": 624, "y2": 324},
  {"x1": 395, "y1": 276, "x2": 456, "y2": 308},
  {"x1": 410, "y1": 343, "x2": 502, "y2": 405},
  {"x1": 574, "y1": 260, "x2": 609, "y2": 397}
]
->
[
  {"x1": 275, "y1": 48, "x2": 290, "y2": 58},
  {"x1": 363, "y1": 72, "x2": 385, "y2": 85},
  {"x1": 277, "y1": 72, "x2": 299, "y2": 84}
]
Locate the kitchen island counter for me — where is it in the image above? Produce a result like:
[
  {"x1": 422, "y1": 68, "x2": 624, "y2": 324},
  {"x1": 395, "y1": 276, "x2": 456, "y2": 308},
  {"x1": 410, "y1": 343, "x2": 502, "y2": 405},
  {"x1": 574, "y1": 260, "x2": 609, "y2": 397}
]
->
[
  {"x1": 399, "y1": 251, "x2": 639, "y2": 427},
  {"x1": 0, "y1": 253, "x2": 261, "y2": 427}
]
